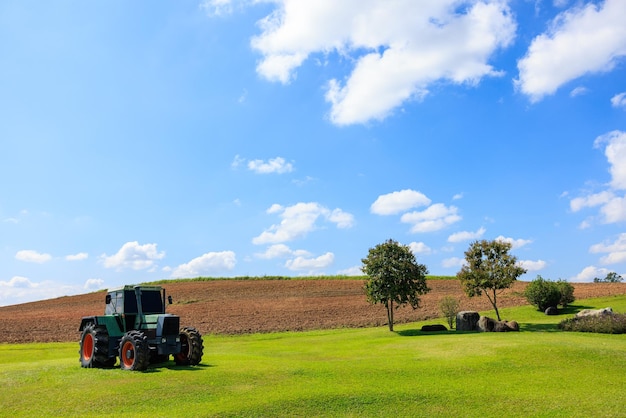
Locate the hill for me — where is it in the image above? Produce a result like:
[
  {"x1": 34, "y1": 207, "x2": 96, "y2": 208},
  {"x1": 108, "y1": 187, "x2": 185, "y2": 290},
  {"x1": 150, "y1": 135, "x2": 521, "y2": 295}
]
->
[{"x1": 1, "y1": 279, "x2": 625, "y2": 343}]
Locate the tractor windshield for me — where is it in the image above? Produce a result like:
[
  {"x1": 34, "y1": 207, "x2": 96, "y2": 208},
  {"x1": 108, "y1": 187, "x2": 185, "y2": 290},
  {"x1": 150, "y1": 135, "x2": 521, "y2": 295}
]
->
[{"x1": 140, "y1": 290, "x2": 164, "y2": 314}]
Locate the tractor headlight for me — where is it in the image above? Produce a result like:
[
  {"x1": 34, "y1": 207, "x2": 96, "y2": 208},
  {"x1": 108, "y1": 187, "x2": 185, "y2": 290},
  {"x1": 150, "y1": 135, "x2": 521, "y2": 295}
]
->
[
  {"x1": 162, "y1": 337, "x2": 167, "y2": 343},
  {"x1": 176, "y1": 337, "x2": 180, "y2": 342}
]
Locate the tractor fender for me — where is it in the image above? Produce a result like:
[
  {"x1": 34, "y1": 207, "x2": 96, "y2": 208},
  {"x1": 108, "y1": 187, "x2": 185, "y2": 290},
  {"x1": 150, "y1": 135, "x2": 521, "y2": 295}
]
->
[{"x1": 79, "y1": 316, "x2": 98, "y2": 332}]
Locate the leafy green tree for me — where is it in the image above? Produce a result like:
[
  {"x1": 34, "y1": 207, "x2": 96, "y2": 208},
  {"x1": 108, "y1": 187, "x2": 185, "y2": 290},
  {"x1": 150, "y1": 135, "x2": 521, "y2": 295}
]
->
[
  {"x1": 457, "y1": 239, "x2": 527, "y2": 321},
  {"x1": 439, "y1": 295, "x2": 460, "y2": 329},
  {"x1": 594, "y1": 272, "x2": 624, "y2": 283},
  {"x1": 362, "y1": 239, "x2": 430, "y2": 331}
]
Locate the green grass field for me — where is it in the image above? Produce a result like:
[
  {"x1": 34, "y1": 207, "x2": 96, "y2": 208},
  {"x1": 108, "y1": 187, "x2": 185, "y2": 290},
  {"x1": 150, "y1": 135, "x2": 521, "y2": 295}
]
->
[{"x1": 2, "y1": 295, "x2": 626, "y2": 417}]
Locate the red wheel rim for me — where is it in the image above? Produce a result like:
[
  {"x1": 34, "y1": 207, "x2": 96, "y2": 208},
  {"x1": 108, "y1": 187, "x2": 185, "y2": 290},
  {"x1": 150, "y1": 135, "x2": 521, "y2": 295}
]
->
[
  {"x1": 82, "y1": 333, "x2": 94, "y2": 361},
  {"x1": 121, "y1": 341, "x2": 135, "y2": 368},
  {"x1": 177, "y1": 334, "x2": 189, "y2": 361}
]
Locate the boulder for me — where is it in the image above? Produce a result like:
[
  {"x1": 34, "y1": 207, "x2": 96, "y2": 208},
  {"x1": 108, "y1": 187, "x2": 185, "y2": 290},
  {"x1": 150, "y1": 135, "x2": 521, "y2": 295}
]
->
[
  {"x1": 576, "y1": 307, "x2": 613, "y2": 318},
  {"x1": 421, "y1": 324, "x2": 448, "y2": 332},
  {"x1": 477, "y1": 316, "x2": 520, "y2": 332},
  {"x1": 456, "y1": 311, "x2": 480, "y2": 331},
  {"x1": 545, "y1": 306, "x2": 558, "y2": 315},
  {"x1": 477, "y1": 316, "x2": 495, "y2": 332},
  {"x1": 506, "y1": 320, "x2": 520, "y2": 331}
]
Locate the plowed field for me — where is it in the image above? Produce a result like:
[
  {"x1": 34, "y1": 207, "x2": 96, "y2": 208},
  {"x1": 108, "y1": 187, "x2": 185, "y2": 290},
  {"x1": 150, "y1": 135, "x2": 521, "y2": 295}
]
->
[{"x1": 1, "y1": 279, "x2": 625, "y2": 344}]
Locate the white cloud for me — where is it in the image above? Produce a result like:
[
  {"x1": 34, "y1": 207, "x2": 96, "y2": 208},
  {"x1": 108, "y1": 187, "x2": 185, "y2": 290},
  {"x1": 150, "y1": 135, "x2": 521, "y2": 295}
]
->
[
  {"x1": 612, "y1": 92, "x2": 626, "y2": 109},
  {"x1": 285, "y1": 252, "x2": 334, "y2": 271},
  {"x1": 601, "y1": 195, "x2": 626, "y2": 223},
  {"x1": 337, "y1": 265, "x2": 363, "y2": 276},
  {"x1": 15, "y1": 250, "x2": 52, "y2": 264},
  {"x1": 0, "y1": 276, "x2": 84, "y2": 306},
  {"x1": 570, "y1": 190, "x2": 614, "y2": 212},
  {"x1": 569, "y1": 86, "x2": 588, "y2": 97},
  {"x1": 248, "y1": 157, "x2": 294, "y2": 174},
  {"x1": 570, "y1": 131, "x2": 626, "y2": 226},
  {"x1": 590, "y1": 233, "x2": 626, "y2": 265},
  {"x1": 252, "y1": 202, "x2": 354, "y2": 244},
  {"x1": 250, "y1": 0, "x2": 516, "y2": 125},
  {"x1": 516, "y1": 0, "x2": 626, "y2": 102},
  {"x1": 1, "y1": 276, "x2": 35, "y2": 288},
  {"x1": 171, "y1": 251, "x2": 236, "y2": 278},
  {"x1": 327, "y1": 208, "x2": 356, "y2": 229},
  {"x1": 442, "y1": 257, "x2": 464, "y2": 269},
  {"x1": 200, "y1": 0, "x2": 236, "y2": 16},
  {"x1": 84, "y1": 278, "x2": 105, "y2": 290},
  {"x1": 519, "y1": 259, "x2": 547, "y2": 271},
  {"x1": 100, "y1": 241, "x2": 165, "y2": 271},
  {"x1": 409, "y1": 241, "x2": 432, "y2": 255},
  {"x1": 570, "y1": 265, "x2": 611, "y2": 282},
  {"x1": 595, "y1": 130, "x2": 626, "y2": 191},
  {"x1": 370, "y1": 189, "x2": 431, "y2": 215},
  {"x1": 66, "y1": 252, "x2": 88, "y2": 261},
  {"x1": 401, "y1": 203, "x2": 461, "y2": 233},
  {"x1": 447, "y1": 227, "x2": 486, "y2": 243},
  {"x1": 231, "y1": 154, "x2": 245, "y2": 169},
  {"x1": 495, "y1": 235, "x2": 533, "y2": 249},
  {"x1": 254, "y1": 244, "x2": 310, "y2": 259}
]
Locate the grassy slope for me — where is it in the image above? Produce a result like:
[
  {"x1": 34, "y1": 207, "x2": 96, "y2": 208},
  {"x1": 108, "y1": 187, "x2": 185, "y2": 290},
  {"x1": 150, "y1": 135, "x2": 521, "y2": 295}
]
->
[{"x1": 2, "y1": 295, "x2": 626, "y2": 417}]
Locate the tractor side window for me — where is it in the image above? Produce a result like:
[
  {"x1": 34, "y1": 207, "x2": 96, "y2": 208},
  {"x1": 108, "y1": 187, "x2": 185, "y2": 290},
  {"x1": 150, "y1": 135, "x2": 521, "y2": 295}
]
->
[
  {"x1": 141, "y1": 291, "x2": 164, "y2": 314},
  {"x1": 105, "y1": 292, "x2": 124, "y2": 315}
]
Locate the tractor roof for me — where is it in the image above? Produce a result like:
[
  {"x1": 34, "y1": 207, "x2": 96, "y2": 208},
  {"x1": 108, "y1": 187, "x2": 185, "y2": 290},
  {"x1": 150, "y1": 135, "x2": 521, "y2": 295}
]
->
[{"x1": 107, "y1": 284, "x2": 163, "y2": 293}]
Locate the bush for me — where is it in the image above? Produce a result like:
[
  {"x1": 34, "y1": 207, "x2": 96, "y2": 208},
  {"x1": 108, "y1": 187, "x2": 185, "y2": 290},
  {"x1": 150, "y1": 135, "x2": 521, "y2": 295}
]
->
[
  {"x1": 555, "y1": 279, "x2": 575, "y2": 307},
  {"x1": 524, "y1": 276, "x2": 562, "y2": 311},
  {"x1": 558, "y1": 314, "x2": 626, "y2": 334},
  {"x1": 439, "y1": 296, "x2": 460, "y2": 329}
]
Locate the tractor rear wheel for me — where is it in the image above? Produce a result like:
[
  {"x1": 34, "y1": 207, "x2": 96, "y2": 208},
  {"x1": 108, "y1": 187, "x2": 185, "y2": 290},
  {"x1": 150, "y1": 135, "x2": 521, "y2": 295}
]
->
[
  {"x1": 79, "y1": 324, "x2": 114, "y2": 368},
  {"x1": 119, "y1": 331, "x2": 149, "y2": 371},
  {"x1": 174, "y1": 327, "x2": 204, "y2": 366}
]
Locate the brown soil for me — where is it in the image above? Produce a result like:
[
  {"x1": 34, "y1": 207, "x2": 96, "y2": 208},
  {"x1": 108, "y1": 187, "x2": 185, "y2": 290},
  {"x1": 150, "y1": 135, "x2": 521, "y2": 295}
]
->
[{"x1": 1, "y1": 280, "x2": 625, "y2": 344}]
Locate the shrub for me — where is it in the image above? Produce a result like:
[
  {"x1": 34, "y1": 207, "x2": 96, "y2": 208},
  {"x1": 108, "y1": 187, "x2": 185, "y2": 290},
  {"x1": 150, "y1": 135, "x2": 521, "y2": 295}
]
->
[
  {"x1": 439, "y1": 296, "x2": 460, "y2": 329},
  {"x1": 558, "y1": 314, "x2": 626, "y2": 334},
  {"x1": 524, "y1": 276, "x2": 562, "y2": 311},
  {"x1": 555, "y1": 279, "x2": 575, "y2": 307}
]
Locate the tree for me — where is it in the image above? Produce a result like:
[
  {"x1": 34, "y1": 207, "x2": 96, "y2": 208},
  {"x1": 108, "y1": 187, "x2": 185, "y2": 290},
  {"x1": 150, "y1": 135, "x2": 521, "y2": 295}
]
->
[
  {"x1": 594, "y1": 272, "x2": 624, "y2": 283},
  {"x1": 457, "y1": 239, "x2": 527, "y2": 321},
  {"x1": 362, "y1": 239, "x2": 430, "y2": 331},
  {"x1": 439, "y1": 296, "x2": 460, "y2": 329}
]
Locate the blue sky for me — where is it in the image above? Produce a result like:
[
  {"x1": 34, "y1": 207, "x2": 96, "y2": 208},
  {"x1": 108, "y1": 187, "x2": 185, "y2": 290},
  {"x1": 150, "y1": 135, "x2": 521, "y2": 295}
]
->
[{"x1": 1, "y1": 0, "x2": 626, "y2": 306}]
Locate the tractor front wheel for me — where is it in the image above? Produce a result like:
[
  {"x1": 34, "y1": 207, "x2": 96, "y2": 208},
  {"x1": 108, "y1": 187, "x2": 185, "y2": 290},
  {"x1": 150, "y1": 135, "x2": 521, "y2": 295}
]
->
[
  {"x1": 119, "y1": 331, "x2": 149, "y2": 371},
  {"x1": 79, "y1": 324, "x2": 114, "y2": 368},
  {"x1": 174, "y1": 327, "x2": 204, "y2": 366}
]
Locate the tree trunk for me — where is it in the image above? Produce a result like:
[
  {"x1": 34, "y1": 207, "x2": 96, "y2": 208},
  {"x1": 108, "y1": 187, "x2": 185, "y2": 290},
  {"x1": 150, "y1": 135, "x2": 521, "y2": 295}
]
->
[
  {"x1": 386, "y1": 300, "x2": 394, "y2": 332},
  {"x1": 491, "y1": 289, "x2": 501, "y2": 321}
]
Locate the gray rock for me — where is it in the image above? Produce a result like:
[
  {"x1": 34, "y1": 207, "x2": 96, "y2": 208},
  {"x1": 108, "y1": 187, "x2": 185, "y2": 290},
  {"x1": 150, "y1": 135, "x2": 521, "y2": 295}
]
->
[
  {"x1": 544, "y1": 306, "x2": 558, "y2": 315},
  {"x1": 477, "y1": 316, "x2": 520, "y2": 332},
  {"x1": 576, "y1": 307, "x2": 613, "y2": 318},
  {"x1": 421, "y1": 324, "x2": 448, "y2": 332},
  {"x1": 456, "y1": 311, "x2": 480, "y2": 331}
]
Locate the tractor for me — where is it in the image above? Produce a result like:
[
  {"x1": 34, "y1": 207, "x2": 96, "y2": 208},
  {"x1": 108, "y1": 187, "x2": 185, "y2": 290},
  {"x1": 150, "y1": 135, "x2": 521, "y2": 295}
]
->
[{"x1": 78, "y1": 284, "x2": 203, "y2": 371}]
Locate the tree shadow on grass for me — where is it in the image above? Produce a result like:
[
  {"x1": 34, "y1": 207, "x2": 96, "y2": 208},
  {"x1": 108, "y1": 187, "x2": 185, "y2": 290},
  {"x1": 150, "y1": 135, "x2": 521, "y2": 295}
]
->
[
  {"x1": 396, "y1": 329, "x2": 468, "y2": 337},
  {"x1": 559, "y1": 304, "x2": 595, "y2": 315},
  {"x1": 520, "y1": 323, "x2": 560, "y2": 332}
]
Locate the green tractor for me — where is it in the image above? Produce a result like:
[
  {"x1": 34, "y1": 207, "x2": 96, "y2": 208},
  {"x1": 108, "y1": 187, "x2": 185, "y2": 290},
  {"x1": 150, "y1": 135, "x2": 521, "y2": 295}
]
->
[{"x1": 78, "y1": 284, "x2": 203, "y2": 371}]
